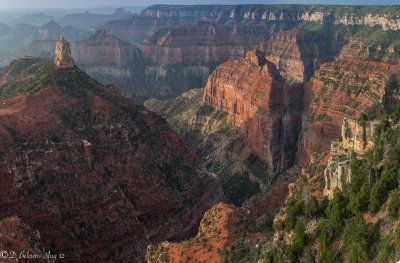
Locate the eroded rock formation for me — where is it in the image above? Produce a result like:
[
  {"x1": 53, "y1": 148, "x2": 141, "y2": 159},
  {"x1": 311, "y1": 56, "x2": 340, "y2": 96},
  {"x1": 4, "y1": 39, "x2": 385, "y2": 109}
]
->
[
  {"x1": 324, "y1": 158, "x2": 352, "y2": 199},
  {"x1": 300, "y1": 59, "x2": 400, "y2": 164},
  {"x1": 324, "y1": 117, "x2": 378, "y2": 198},
  {"x1": 146, "y1": 203, "x2": 262, "y2": 263},
  {"x1": 260, "y1": 28, "x2": 325, "y2": 83},
  {"x1": 203, "y1": 49, "x2": 302, "y2": 173},
  {"x1": 54, "y1": 36, "x2": 74, "y2": 69}
]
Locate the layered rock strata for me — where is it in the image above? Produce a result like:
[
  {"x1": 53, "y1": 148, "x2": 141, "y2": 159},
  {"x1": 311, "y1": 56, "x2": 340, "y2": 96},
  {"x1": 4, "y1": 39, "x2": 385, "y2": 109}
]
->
[
  {"x1": 259, "y1": 28, "x2": 325, "y2": 83},
  {"x1": 141, "y1": 5, "x2": 400, "y2": 30},
  {"x1": 140, "y1": 19, "x2": 271, "y2": 65},
  {"x1": 300, "y1": 59, "x2": 400, "y2": 164},
  {"x1": 203, "y1": 49, "x2": 303, "y2": 173}
]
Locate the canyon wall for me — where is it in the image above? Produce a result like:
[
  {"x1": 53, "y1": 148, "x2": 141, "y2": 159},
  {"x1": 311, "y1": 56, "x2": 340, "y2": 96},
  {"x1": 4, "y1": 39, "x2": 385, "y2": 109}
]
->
[
  {"x1": 260, "y1": 28, "x2": 327, "y2": 83},
  {"x1": 141, "y1": 5, "x2": 400, "y2": 30},
  {"x1": 300, "y1": 59, "x2": 400, "y2": 164},
  {"x1": 203, "y1": 50, "x2": 303, "y2": 173},
  {"x1": 140, "y1": 19, "x2": 271, "y2": 65},
  {"x1": 73, "y1": 29, "x2": 142, "y2": 65}
]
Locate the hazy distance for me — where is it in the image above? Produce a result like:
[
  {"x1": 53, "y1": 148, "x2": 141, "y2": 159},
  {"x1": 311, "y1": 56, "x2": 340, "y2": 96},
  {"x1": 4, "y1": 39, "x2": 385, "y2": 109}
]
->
[{"x1": 1, "y1": 0, "x2": 399, "y2": 10}]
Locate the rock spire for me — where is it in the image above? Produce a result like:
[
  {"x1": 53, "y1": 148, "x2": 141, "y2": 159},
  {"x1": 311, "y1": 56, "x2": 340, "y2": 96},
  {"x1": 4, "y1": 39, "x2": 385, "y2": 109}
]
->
[{"x1": 54, "y1": 36, "x2": 74, "y2": 69}]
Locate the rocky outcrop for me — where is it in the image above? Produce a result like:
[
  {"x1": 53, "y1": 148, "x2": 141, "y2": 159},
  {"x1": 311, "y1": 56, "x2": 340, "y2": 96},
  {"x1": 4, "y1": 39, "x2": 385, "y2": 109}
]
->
[
  {"x1": 300, "y1": 59, "x2": 400, "y2": 164},
  {"x1": 27, "y1": 31, "x2": 147, "y2": 99},
  {"x1": 0, "y1": 42, "x2": 223, "y2": 262},
  {"x1": 140, "y1": 19, "x2": 270, "y2": 65},
  {"x1": 324, "y1": 157, "x2": 352, "y2": 199},
  {"x1": 259, "y1": 28, "x2": 326, "y2": 83},
  {"x1": 204, "y1": 50, "x2": 302, "y2": 173},
  {"x1": 323, "y1": 117, "x2": 378, "y2": 198},
  {"x1": 146, "y1": 203, "x2": 262, "y2": 263},
  {"x1": 332, "y1": 117, "x2": 379, "y2": 156},
  {"x1": 54, "y1": 36, "x2": 74, "y2": 69}
]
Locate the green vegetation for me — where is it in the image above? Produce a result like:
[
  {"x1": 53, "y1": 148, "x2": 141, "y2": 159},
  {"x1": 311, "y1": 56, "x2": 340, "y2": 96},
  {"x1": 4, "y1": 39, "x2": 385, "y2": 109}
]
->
[
  {"x1": 222, "y1": 172, "x2": 260, "y2": 206},
  {"x1": 0, "y1": 58, "x2": 53, "y2": 100},
  {"x1": 244, "y1": 154, "x2": 269, "y2": 185}
]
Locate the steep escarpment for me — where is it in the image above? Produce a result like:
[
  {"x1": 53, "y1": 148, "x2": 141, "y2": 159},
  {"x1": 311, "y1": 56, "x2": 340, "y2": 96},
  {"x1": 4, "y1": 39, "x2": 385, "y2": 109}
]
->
[
  {"x1": 73, "y1": 29, "x2": 141, "y2": 65},
  {"x1": 260, "y1": 28, "x2": 327, "y2": 83},
  {"x1": 146, "y1": 89, "x2": 267, "y2": 206},
  {"x1": 204, "y1": 49, "x2": 303, "y2": 173},
  {"x1": 71, "y1": 29, "x2": 148, "y2": 99},
  {"x1": 105, "y1": 16, "x2": 197, "y2": 44},
  {"x1": 0, "y1": 39, "x2": 222, "y2": 262},
  {"x1": 300, "y1": 59, "x2": 400, "y2": 164},
  {"x1": 138, "y1": 19, "x2": 271, "y2": 101},
  {"x1": 142, "y1": 5, "x2": 400, "y2": 30},
  {"x1": 140, "y1": 19, "x2": 270, "y2": 65}
]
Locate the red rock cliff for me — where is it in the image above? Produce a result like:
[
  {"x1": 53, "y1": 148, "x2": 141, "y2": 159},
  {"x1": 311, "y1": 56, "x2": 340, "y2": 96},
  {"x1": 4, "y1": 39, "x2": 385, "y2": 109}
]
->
[
  {"x1": 260, "y1": 27, "x2": 327, "y2": 83},
  {"x1": 203, "y1": 50, "x2": 302, "y2": 172},
  {"x1": 300, "y1": 59, "x2": 400, "y2": 164}
]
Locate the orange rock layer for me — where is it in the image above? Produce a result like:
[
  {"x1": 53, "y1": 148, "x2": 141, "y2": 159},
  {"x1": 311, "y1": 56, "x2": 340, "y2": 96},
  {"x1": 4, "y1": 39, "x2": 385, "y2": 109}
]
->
[
  {"x1": 300, "y1": 59, "x2": 400, "y2": 164},
  {"x1": 204, "y1": 49, "x2": 302, "y2": 172},
  {"x1": 260, "y1": 27, "x2": 327, "y2": 83}
]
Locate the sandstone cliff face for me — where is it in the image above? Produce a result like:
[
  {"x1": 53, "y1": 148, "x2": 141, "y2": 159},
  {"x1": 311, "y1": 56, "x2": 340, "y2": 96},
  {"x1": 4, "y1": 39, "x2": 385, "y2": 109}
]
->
[
  {"x1": 333, "y1": 117, "x2": 379, "y2": 156},
  {"x1": 259, "y1": 28, "x2": 326, "y2": 83},
  {"x1": 300, "y1": 59, "x2": 400, "y2": 164},
  {"x1": 140, "y1": 19, "x2": 270, "y2": 65},
  {"x1": 324, "y1": 158, "x2": 352, "y2": 199},
  {"x1": 323, "y1": 117, "x2": 378, "y2": 198},
  {"x1": 0, "y1": 42, "x2": 223, "y2": 262},
  {"x1": 204, "y1": 50, "x2": 302, "y2": 173}
]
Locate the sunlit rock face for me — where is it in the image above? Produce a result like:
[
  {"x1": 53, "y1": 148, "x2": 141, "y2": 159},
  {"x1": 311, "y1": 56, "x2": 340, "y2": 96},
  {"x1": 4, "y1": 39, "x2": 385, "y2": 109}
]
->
[{"x1": 54, "y1": 36, "x2": 75, "y2": 69}]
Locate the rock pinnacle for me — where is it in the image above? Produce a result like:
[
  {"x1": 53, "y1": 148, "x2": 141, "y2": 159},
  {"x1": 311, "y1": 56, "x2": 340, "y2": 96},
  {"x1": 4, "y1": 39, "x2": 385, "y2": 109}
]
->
[{"x1": 54, "y1": 36, "x2": 75, "y2": 69}]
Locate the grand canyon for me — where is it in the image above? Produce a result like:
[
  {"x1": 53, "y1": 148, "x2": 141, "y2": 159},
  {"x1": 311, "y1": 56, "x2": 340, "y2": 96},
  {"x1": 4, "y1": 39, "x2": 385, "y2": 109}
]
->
[{"x1": 1, "y1": 1, "x2": 400, "y2": 263}]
